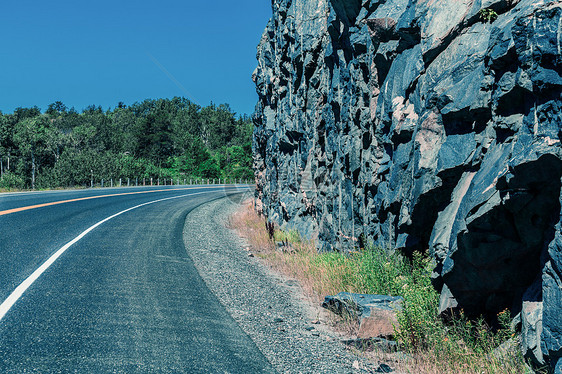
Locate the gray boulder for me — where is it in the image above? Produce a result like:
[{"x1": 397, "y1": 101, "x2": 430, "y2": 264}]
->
[{"x1": 322, "y1": 292, "x2": 403, "y2": 339}]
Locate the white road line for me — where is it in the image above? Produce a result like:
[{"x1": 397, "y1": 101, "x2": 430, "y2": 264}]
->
[{"x1": 0, "y1": 190, "x2": 225, "y2": 322}]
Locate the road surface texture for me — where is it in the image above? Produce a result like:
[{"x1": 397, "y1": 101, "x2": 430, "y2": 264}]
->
[
  {"x1": 184, "y1": 195, "x2": 380, "y2": 373},
  {"x1": 0, "y1": 186, "x2": 274, "y2": 373}
]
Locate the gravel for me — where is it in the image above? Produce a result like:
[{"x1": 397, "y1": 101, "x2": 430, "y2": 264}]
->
[{"x1": 183, "y1": 194, "x2": 380, "y2": 373}]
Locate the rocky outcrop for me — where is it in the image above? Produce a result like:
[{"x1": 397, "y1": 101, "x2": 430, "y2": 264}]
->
[{"x1": 253, "y1": 0, "x2": 562, "y2": 370}]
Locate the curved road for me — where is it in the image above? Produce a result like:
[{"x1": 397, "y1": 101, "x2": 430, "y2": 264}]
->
[{"x1": 0, "y1": 185, "x2": 273, "y2": 373}]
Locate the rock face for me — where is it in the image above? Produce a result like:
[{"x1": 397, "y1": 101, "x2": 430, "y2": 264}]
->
[{"x1": 253, "y1": 0, "x2": 562, "y2": 369}]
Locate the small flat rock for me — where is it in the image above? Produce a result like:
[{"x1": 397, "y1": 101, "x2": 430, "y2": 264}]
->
[{"x1": 375, "y1": 363, "x2": 394, "y2": 373}]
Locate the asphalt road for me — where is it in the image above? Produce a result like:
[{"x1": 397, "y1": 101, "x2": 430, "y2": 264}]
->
[{"x1": 0, "y1": 185, "x2": 274, "y2": 373}]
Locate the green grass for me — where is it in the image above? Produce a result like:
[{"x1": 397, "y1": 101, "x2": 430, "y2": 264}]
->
[
  {"x1": 479, "y1": 8, "x2": 498, "y2": 23},
  {"x1": 271, "y1": 231, "x2": 528, "y2": 373},
  {"x1": 307, "y1": 248, "x2": 441, "y2": 350},
  {"x1": 274, "y1": 229, "x2": 302, "y2": 244},
  {"x1": 233, "y1": 204, "x2": 529, "y2": 373}
]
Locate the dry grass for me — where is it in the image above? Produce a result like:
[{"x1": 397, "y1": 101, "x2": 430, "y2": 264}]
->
[
  {"x1": 228, "y1": 199, "x2": 377, "y2": 308},
  {"x1": 229, "y1": 200, "x2": 532, "y2": 374},
  {"x1": 229, "y1": 199, "x2": 324, "y2": 302},
  {"x1": 365, "y1": 345, "x2": 531, "y2": 374}
]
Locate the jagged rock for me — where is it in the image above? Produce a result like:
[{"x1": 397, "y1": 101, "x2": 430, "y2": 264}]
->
[
  {"x1": 322, "y1": 292, "x2": 403, "y2": 339},
  {"x1": 254, "y1": 0, "x2": 562, "y2": 370},
  {"x1": 342, "y1": 337, "x2": 398, "y2": 353},
  {"x1": 375, "y1": 363, "x2": 394, "y2": 373},
  {"x1": 522, "y1": 300, "x2": 544, "y2": 365}
]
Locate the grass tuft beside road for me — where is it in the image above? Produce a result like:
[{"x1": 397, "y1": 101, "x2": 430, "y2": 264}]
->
[{"x1": 230, "y1": 200, "x2": 531, "y2": 374}]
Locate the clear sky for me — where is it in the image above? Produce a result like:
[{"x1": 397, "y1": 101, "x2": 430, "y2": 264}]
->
[{"x1": 0, "y1": 1, "x2": 272, "y2": 116}]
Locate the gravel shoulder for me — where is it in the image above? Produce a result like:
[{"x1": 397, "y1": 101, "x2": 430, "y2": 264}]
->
[{"x1": 183, "y1": 194, "x2": 378, "y2": 373}]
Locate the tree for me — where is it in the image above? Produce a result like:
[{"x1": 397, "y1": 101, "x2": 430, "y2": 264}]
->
[
  {"x1": 0, "y1": 114, "x2": 11, "y2": 177},
  {"x1": 46, "y1": 101, "x2": 67, "y2": 116},
  {"x1": 0, "y1": 97, "x2": 254, "y2": 189},
  {"x1": 199, "y1": 103, "x2": 237, "y2": 151},
  {"x1": 171, "y1": 101, "x2": 201, "y2": 153},
  {"x1": 13, "y1": 106, "x2": 41, "y2": 122},
  {"x1": 13, "y1": 116, "x2": 53, "y2": 189},
  {"x1": 110, "y1": 105, "x2": 138, "y2": 154},
  {"x1": 133, "y1": 99, "x2": 174, "y2": 164}
]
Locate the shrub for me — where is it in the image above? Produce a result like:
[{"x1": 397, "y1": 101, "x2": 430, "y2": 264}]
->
[
  {"x1": 479, "y1": 8, "x2": 498, "y2": 23},
  {"x1": 0, "y1": 171, "x2": 26, "y2": 190},
  {"x1": 395, "y1": 252, "x2": 441, "y2": 351}
]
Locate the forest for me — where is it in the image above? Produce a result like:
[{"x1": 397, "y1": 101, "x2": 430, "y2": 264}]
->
[{"x1": 0, "y1": 97, "x2": 254, "y2": 190}]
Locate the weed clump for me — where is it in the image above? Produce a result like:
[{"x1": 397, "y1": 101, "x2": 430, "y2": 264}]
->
[
  {"x1": 479, "y1": 8, "x2": 498, "y2": 23},
  {"x1": 231, "y1": 202, "x2": 529, "y2": 373}
]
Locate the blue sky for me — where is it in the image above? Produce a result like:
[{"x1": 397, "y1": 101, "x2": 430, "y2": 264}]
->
[{"x1": 0, "y1": 1, "x2": 272, "y2": 116}]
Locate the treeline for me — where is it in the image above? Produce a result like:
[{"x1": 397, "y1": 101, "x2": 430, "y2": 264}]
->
[{"x1": 0, "y1": 97, "x2": 254, "y2": 190}]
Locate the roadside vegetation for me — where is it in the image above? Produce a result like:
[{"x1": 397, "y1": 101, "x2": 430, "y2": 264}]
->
[
  {"x1": 0, "y1": 98, "x2": 253, "y2": 191},
  {"x1": 230, "y1": 201, "x2": 530, "y2": 374}
]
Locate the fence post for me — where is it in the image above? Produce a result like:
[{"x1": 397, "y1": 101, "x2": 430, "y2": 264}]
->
[
  {"x1": 127, "y1": 178, "x2": 130, "y2": 187},
  {"x1": 136, "y1": 178, "x2": 138, "y2": 186},
  {"x1": 151, "y1": 177, "x2": 153, "y2": 186}
]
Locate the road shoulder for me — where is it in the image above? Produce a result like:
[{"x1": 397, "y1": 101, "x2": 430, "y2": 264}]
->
[{"x1": 183, "y1": 195, "x2": 377, "y2": 373}]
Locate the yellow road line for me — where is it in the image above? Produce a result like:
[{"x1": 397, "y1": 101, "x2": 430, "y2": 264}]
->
[{"x1": 0, "y1": 186, "x2": 228, "y2": 217}]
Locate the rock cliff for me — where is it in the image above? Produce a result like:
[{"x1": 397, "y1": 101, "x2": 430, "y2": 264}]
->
[{"x1": 253, "y1": 0, "x2": 562, "y2": 369}]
